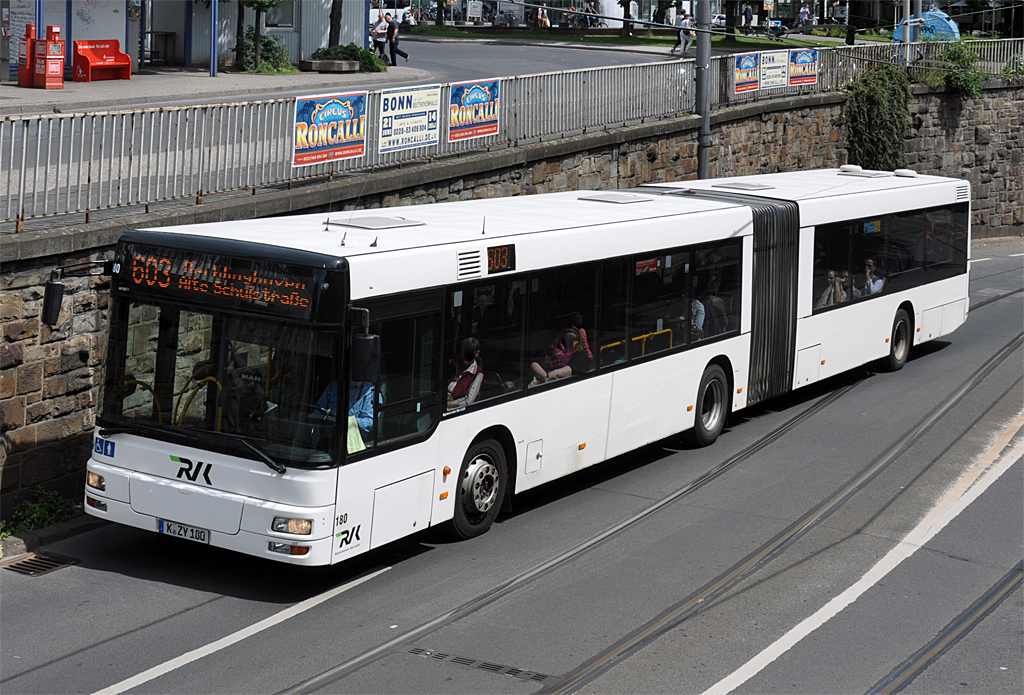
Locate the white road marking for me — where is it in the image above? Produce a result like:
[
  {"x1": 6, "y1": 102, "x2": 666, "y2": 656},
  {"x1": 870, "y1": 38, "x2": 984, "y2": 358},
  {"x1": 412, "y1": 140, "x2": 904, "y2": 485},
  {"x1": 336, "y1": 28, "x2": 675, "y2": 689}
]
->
[
  {"x1": 1010, "y1": 253, "x2": 1024, "y2": 258},
  {"x1": 702, "y1": 412, "x2": 1024, "y2": 695},
  {"x1": 93, "y1": 566, "x2": 391, "y2": 695},
  {"x1": 972, "y1": 258, "x2": 992, "y2": 262}
]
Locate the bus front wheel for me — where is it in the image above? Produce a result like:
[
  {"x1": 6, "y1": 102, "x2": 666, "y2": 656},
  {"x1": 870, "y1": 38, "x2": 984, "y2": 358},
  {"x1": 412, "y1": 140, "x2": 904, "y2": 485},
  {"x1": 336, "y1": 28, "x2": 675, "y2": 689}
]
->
[
  {"x1": 447, "y1": 438, "x2": 506, "y2": 539},
  {"x1": 692, "y1": 364, "x2": 728, "y2": 447},
  {"x1": 885, "y1": 309, "x2": 911, "y2": 372}
]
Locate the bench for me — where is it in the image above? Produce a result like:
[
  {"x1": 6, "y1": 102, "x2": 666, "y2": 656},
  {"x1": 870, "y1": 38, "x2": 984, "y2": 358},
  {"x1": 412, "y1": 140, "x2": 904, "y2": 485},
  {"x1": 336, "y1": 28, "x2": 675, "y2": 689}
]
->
[{"x1": 72, "y1": 40, "x2": 131, "y2": 82}]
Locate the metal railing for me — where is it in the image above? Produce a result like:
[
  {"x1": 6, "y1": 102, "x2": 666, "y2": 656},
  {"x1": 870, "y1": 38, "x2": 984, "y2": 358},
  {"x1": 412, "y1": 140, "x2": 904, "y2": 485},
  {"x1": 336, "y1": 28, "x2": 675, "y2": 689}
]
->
[{"x1": 2, "y1": 38, "x2": 1020, "y2": 229}]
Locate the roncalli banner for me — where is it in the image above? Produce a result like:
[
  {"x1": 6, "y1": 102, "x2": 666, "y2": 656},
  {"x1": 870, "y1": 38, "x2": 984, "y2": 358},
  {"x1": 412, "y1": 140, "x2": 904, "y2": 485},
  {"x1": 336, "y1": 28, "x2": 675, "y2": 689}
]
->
[
  {"x1": 448, "y1": 79, "x2": 501, "y2": 143},
  {"x1": 378, "y1": 84, "x2": 441, "y2": 154},
  {"x1": 293, "y1": 92, "x2": 367, "y2": 167}
]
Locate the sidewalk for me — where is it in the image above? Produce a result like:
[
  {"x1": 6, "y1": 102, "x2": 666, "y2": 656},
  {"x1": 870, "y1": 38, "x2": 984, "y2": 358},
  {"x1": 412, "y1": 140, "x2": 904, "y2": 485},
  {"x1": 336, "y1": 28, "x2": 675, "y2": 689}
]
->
[{"x1": 0, "y1": 64, "x2": 429, "y2": 117}]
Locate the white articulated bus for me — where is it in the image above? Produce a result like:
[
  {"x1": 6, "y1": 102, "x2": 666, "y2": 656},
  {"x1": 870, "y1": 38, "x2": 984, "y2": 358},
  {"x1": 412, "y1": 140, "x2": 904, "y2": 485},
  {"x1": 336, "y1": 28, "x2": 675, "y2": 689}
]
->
[{"x1": 65, "y1": 167, "x2": 970, "y2": 564}]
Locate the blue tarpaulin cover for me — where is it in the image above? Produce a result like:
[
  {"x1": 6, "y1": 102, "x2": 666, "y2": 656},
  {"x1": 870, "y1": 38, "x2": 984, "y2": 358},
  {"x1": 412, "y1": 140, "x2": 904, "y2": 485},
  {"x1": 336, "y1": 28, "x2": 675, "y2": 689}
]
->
[{"x1": 891, "y1": 11, "x2": 962, "y2": 42}]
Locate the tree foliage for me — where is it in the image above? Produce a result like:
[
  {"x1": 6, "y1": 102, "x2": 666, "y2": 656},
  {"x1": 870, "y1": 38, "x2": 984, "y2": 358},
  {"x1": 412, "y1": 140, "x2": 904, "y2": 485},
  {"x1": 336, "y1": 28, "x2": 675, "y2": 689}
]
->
[{"x1": 844, "y1": 64, "x2": 910, "y2": 171}]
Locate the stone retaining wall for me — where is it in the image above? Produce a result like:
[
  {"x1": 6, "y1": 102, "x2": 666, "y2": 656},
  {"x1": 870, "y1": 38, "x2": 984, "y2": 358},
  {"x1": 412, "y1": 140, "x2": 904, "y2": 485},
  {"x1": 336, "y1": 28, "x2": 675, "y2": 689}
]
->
[{"x1": 1, "y1": 82, "x2": 1020, "y2": 516}]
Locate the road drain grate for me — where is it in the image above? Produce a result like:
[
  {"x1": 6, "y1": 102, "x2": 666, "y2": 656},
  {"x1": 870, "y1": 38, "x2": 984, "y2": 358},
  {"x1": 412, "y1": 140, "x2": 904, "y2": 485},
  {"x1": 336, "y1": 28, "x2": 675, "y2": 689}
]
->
[
  {"x1": 401, "y1": 646, "x2": 561, "y2": 685},
  {"x1": 1, "y1": 552, "x2": 78, "y2": 577}
]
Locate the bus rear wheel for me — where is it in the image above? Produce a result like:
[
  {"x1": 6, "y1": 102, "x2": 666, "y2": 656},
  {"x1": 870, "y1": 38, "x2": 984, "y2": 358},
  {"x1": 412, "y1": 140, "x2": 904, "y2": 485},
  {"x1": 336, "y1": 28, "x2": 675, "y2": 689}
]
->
[
  {"x1": 447, "y1": 438, "x2": 506, "y2": 540},
  {"x1": 885, "y1": 308, "x2": 911, "y2": 372},
  {"x1": 692, "y1": 364, "x2": 728, "y2": 447}
]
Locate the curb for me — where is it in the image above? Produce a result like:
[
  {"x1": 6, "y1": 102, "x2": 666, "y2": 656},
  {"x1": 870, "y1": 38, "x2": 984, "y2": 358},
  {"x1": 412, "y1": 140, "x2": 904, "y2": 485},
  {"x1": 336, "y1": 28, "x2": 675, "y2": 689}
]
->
[
  {"x1": 0, "y1": 68, "x2": 431, "y2": 118},
  {"x1": 1, "y1": 515, "x2": 108, "y2": 560}
]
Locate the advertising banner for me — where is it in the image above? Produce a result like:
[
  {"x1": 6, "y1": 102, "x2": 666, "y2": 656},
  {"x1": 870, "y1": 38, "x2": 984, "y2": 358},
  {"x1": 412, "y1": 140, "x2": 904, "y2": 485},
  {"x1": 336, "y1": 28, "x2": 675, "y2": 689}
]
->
[
  {"x1": 448, "y1": 79, "x2": 501, "y2": 143},
  {"x1": 759, "y1": 50, "x2": 789, "y2": 89},
  {"x1": 763, "y1": 0, "x2": 775, "y2": 11},
  {"x1": 293, "y1": 92, "x2": 367, "y2": 167},
  {"x1": 788, "y1": 48, "x2": 819, "y2": 86},
  {"x1": 734, "y1": 53, "x2": 760, "y2": 94},
  {"x1": 378, "y1": 84, "x2": 441, "y2": 154}
]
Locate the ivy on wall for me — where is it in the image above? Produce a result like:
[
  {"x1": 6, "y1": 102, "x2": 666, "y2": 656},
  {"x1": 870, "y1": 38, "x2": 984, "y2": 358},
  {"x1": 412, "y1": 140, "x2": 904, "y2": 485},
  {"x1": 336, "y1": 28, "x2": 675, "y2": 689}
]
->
[{"x1": 844, "y1": 64, "x2": 910, "y2": 171}]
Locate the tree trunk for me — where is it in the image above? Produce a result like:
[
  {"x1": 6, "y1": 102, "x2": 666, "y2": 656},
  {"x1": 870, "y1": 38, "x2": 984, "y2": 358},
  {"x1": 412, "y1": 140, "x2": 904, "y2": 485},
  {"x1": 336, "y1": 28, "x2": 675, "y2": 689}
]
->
[
  {"x1": 436, "y1": 0, "x2": 444, "y2": 27},
  {"x1": 328, "y1": 0, "x2": 343, "y2": 47},
  {"x1": 254, "y1": 10, "x2": 262, "y2": 69},
  {"x1": 235, "y1": 1, "x2": 246, "y2": 67}
]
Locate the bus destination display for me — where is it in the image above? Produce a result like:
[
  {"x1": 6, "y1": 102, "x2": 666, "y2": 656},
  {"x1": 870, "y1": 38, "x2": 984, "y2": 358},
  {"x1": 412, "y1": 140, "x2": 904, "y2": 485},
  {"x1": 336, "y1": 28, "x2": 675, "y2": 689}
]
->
[
  {"x1": 124, "y1": 245, "x2": 315, "y2": 319},
  {"x1": 487, "y1": 244, "x2": 515, "y2": 274}
]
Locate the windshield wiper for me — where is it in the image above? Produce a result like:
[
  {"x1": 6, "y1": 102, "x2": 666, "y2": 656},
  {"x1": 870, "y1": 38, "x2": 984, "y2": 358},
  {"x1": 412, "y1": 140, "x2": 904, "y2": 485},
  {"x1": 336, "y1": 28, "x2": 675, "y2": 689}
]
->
[{"x1": 208, "y1": 431, "x2": 287, "y2": 475}]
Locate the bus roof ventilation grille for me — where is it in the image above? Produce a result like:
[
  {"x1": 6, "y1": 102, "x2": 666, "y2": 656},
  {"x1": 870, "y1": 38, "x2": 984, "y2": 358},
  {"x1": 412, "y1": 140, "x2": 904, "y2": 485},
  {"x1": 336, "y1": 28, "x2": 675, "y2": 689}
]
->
[
  {"x1": 577, "y1": 193, "x2": 651, "y2": 204},
  {"x1": 956, "y1": 185, "x2": 969, "y2": 201},
  {"x1": 457, "y1": 250, "x2": 483, "y2": 280},
  {"x1": 324, "y1": 216, "x2": 425, "y2": 230},
  {"x1": 710, "y1": 182, "x2": 775, "y2": 191}
]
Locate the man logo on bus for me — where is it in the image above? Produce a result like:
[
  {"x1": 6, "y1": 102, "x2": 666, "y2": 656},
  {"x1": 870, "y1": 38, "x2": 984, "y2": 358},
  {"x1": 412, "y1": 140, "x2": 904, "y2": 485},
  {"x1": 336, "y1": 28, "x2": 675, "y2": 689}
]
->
[{"x1": 172, "y1": 455, "x2": 213, "y2": 486}]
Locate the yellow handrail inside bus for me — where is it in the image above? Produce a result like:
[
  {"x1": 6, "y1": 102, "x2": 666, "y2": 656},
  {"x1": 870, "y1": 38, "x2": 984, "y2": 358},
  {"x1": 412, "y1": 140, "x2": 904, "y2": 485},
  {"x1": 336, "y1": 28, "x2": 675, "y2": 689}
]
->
[
  {"x1": 177, "y1": 376, "x2": 222, "y2": 427},
  {"x1": 124, "y1": 380, "x2": 162, "y2": 424}
]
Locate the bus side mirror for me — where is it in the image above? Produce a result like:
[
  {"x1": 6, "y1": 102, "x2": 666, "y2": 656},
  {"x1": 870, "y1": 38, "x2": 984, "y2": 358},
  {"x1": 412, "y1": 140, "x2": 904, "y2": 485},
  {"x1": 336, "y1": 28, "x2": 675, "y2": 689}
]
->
[
  {"x1": 41, "y1": 280, "x2": 65, "y2": 326},
  {"x1": 350, "y1": 334, "x2": 380, "y2": 384}
]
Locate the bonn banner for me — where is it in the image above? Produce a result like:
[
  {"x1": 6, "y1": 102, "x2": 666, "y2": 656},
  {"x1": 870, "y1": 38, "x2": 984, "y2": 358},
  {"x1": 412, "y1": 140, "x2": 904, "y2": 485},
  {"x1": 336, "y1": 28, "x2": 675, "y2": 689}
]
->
[
  {"x1": 448, "y1": 80, "x2": 501, "y2": 143},
  {"x1": 378, "y1": 84, "x2": 442, "y2": 154},
  {"x1": 293, "y1": 92, "x2": 368, "y2": 167}
]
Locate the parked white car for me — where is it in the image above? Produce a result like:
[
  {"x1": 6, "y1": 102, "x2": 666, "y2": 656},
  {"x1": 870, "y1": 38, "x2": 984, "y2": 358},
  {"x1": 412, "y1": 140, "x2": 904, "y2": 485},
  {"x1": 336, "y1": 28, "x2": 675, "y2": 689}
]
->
[{"x1": 712, "y1": 14, "x2": 726, "y2": 27}]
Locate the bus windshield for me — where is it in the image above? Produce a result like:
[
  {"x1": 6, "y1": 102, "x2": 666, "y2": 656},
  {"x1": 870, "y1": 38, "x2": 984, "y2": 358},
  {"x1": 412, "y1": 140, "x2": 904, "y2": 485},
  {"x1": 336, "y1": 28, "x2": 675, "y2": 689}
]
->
[{"x1": 99, "y1": 297, "x2": 341, "y2": 468}]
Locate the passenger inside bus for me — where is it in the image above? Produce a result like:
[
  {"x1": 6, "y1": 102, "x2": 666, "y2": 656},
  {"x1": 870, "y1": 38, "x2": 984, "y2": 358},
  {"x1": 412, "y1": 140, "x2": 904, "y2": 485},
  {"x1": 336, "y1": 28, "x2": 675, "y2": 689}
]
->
[
  {"x1": 815, "y1": 269, "x2": 848, "y2": 308},
  {"x1": 855, "y1": 258, "x2": 885, "y2": 297},
  {"x1": 529, "y1": 325, "x2": 591, "y2": 385},
  {"x1": 447, "y1": 337, "x2": 484, "y2": 410}
]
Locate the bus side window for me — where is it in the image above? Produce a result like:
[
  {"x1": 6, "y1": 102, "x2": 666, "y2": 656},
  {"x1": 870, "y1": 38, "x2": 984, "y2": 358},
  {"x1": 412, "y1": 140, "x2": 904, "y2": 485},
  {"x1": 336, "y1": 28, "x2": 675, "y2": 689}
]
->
[
  {"x1": 629, "y1": 249, "x2": 688, "y2": 356},
  {"x1": 526, "y1": 262, "x2": 598, "y2": 385},
  {"x1": 598, "y1": 257, "x2": 630, "y2": 368},
  {"x1": 692, "y1": 241, "x2": 742, "y2": 340},
  {"x1": 445, "y1": 278, "x2": 526, "y2": 405}
]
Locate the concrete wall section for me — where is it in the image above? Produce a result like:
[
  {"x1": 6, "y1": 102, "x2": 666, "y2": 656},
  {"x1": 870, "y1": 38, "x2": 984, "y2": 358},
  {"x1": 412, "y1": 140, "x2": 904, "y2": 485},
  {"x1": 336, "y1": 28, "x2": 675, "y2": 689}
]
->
[{"x1": 1, "y1": 84, "x2": 1021, "y2": 516}]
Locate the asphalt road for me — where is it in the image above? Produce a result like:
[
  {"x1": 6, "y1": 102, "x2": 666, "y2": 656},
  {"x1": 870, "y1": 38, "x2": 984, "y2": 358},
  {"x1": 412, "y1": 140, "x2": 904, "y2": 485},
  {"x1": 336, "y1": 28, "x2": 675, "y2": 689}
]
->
[{"x1": 1, "y1": 239, "x2": 1021, "y2": 695}]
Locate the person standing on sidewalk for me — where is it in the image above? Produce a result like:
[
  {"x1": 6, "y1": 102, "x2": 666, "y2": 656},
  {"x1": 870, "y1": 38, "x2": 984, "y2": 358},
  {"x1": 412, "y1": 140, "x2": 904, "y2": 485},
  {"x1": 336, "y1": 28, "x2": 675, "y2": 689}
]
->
[
  {"x1": 386, "y1": 12, "x2": 410, "y2": 66},
  {"x1": 372, "y1": 12, "x2": 389, "y2": 62}
]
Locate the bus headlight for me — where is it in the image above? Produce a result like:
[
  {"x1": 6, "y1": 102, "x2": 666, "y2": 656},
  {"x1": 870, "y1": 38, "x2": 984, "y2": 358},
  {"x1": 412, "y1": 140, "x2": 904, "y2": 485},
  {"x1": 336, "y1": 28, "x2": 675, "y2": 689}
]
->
[
  {"x1": 87, "y1": 472, "x2": 106, "y2": 491},
  {"x1": 272, "y1": 517, "x2": 312, "y2": 535}
]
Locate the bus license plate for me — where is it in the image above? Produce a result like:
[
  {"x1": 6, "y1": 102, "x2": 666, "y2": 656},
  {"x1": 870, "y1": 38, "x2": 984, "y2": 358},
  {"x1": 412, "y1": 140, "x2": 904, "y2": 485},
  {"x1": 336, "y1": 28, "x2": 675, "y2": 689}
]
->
[{"x1": 158, "y1": 519, "x2": 210, "y2": 544}]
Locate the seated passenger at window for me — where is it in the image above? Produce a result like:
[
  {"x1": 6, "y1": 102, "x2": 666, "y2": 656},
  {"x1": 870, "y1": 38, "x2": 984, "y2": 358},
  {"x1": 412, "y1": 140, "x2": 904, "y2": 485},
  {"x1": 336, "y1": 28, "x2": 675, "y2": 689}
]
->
[
  {"x1": 816, "y1": 269, "x2": 849, "y2": 308},
  {"x1": 572, "y1": 311, "x2": 593, "y2": 362},
  {"x1": 690, "y1": 297, "x2": 706, "y2": 339},
  {"x1": 447, "y1": 337, "x2": 484, "y2": 410},
  {"x1": 701, "y1": 276, "x2": 728, "y2": 336},
  {"x1": 316, "y1": 379, "x2": 375, "y2": 435},
  {"x1": 855, "y1": 258, "x2": 885, "y2": 297},
  {"x1": 530, "y1": 326, "x2": 590, "y2": 385}
]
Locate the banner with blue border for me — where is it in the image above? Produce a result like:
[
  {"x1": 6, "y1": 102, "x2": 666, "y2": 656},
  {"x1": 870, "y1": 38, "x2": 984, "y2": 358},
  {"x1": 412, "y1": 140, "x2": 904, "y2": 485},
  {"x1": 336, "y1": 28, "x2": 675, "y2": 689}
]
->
[
  {"x1": 378, "y1": 84, "x2": 441, "y2": 154},
  {"x1": 293, "y1": 92, "x2": 367, "y2": 167},
  {"x1": 448, "y1": 79, "x2": 501, "y2": 143},
  {"x1": 734, "y1": 53, "x2": 760, "y2": 94},
  {"x1": 788, "y1": 48, "x2": 819, "y2": 86}
]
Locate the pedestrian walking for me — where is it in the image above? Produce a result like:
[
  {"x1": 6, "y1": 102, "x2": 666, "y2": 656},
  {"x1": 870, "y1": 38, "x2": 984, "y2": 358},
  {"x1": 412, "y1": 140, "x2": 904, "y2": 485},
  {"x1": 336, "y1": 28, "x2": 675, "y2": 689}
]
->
[
  {"x1": 385, "y1": 12, "x2": 409, "y2": 66},
  {"x1": 673, "y1": 12, "x2": 694, "y2": 54},
  {"x1": 372, "y1": 12, "x2": 389, "y2": 62},
  {"x1": 743, "y1": 2, "x2": 754, "y2": 35}
]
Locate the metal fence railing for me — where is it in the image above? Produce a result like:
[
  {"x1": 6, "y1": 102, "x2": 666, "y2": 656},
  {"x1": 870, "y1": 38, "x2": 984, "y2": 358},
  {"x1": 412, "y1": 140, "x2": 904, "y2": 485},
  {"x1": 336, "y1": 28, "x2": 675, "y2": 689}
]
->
[{"x1": 2, "y1": 38, "x2": 1020, "y2": 230}]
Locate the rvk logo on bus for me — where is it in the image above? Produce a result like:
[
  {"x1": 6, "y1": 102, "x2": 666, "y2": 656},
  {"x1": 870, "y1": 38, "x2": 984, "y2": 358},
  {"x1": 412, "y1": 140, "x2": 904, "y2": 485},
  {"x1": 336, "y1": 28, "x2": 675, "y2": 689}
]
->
[
  {"x1": 94, "y1": 437, "x2": 115, "y2": 458},
  {"x1": 172, "y1": 455, "x2": 213, "y2": 485},
  {"x1": 292, "y1": 91, "x2": 367, "y2": 168}
]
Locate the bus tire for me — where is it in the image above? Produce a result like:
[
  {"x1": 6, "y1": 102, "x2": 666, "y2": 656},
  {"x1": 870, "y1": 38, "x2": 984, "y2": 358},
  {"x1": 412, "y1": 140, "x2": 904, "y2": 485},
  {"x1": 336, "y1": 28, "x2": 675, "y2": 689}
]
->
[
  {"x1": 447, "y1": 438, "x2": 506, "y2": 540},
  {"x1": 885, "y1": 308, "x2": 911, "y2": 372},
  {"x1": 692, "y1": 364, "x2": 728, "y2": 447}
]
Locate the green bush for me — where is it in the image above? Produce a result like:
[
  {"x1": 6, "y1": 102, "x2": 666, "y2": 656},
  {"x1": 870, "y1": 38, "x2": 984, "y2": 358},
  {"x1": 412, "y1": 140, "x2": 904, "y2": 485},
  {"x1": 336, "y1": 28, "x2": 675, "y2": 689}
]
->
[
  {"x1": 0, "y1": 488, "x2": 80, "y2": 540},
  {"x1": 940, "y1": 41, "x2": 986, "y2": 98},
  {"x1": 844, "y1": 63, "x2": 910, "y2": 171},
  {"x1": 311, "y1": 43, "x2": 388, "y2": 72},
  {"x1": 238, "y1": 25, "x2": 293, "y2": 72},
  {"x1": 1001, "y1": 53, "x2": 1024, "y2": 80}
]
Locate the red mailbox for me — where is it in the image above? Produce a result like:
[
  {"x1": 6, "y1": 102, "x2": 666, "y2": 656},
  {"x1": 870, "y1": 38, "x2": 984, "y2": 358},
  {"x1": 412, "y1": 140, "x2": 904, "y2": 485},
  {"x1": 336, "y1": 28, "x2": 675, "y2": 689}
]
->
[
  {"x1": 17, "y1": 23, "x2": 36, "y2": 88},
  {"x1": 34, "y1": 25, "x2": 64, "y2": 90}
]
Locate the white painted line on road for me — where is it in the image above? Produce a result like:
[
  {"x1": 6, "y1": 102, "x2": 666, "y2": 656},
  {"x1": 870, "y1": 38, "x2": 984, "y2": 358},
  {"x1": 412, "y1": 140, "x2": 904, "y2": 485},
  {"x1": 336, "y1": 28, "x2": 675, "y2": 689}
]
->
[
  {"x1": 972, "y1": 258, "x2": 992, "y2": 262},
  {"x1": 1010, "y1": 253, "x2": 1024, "y2": 258},
  {"x1": 702, "y1": 411, "x2": 1024, "y2": 695},
  {"x1": 93, "y1": 566, "x2": 391, "y2": 695}
]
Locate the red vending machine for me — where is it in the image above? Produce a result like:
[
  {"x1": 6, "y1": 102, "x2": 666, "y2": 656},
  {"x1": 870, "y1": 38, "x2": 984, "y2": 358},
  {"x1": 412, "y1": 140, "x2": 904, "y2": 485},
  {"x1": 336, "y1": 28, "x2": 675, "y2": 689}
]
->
[
  {"x1": 17, "y1": 23, "x2": 35, "y2": 87},
  {"x1": 34, "y1": 25, "x2": 64, "y2": 89}
]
